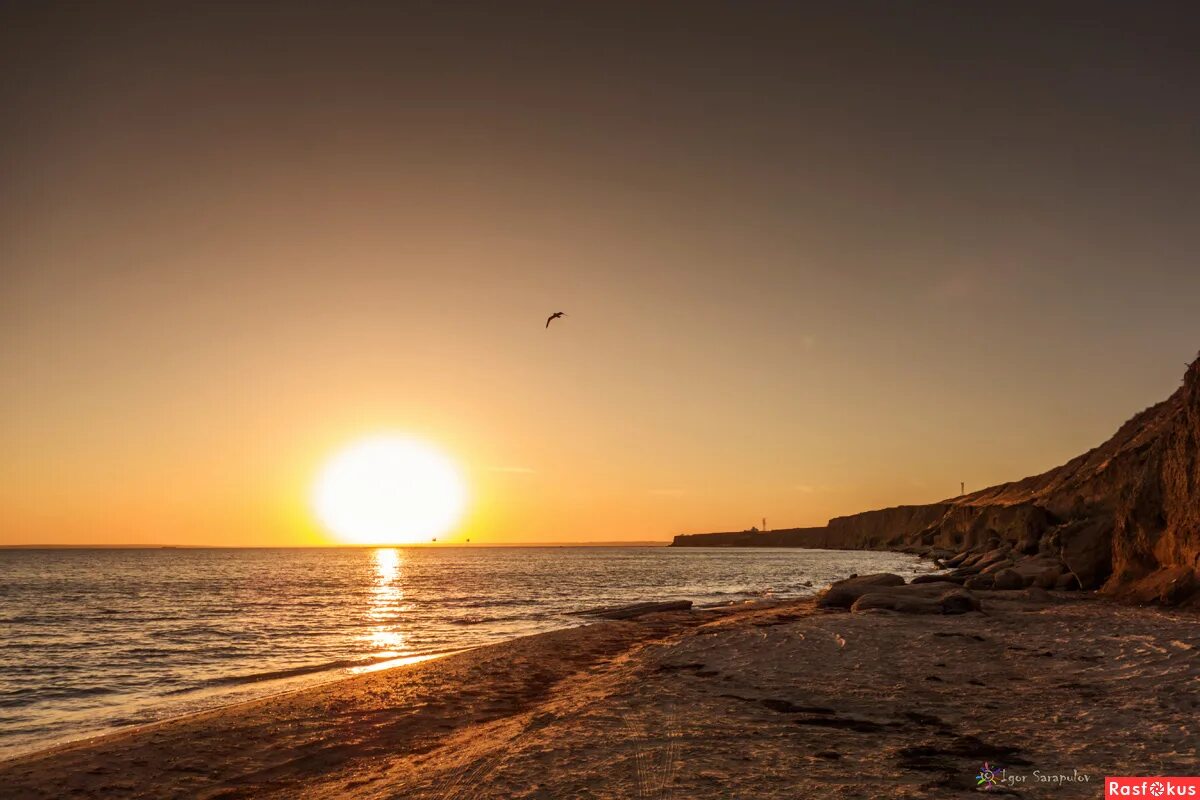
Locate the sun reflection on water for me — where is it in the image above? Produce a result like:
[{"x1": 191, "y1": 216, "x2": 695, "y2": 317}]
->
[{"x1": 367, "y1": 548, "x2": 408, "y2": 655}]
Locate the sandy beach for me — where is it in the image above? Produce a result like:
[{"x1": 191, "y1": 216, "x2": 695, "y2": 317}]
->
[{"x1": 3, "y1": 587, "x2": 1196, "y2": 799}]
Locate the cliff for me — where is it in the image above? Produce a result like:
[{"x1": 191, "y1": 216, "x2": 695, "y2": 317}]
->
[{"x1": 672, "y1": 353, "x2": 1200, "y2": 605}]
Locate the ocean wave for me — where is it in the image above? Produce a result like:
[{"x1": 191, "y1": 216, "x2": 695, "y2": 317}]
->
[
  {"x1": 0, "y1": 685, "x2": 117, "y2": 708},
  {"x1": 159, "y1": 653, "x2": 418, "y2": 694}
]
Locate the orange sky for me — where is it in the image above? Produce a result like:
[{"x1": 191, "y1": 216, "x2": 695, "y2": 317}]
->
[{"x1": 2, "y1": 3, "x2": 1199, "y2": 546}]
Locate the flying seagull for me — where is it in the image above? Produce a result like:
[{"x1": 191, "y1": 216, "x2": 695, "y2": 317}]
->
[{"x1": 545, "y1": 311, "x2": 565, "y2": 328}]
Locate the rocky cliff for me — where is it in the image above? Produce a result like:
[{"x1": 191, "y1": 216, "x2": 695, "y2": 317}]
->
[{"x1": 672, "y1": 354, "x2": 1200, "y2": 605}]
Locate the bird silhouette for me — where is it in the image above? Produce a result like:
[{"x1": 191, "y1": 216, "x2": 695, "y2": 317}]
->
[{"x1": 545, "y1": 311, "x2": 565, "y2": 328}]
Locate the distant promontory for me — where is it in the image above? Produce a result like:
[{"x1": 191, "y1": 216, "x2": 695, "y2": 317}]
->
[{"x1": 673, "y1": 353, "x2": 1200, "y2": 607}]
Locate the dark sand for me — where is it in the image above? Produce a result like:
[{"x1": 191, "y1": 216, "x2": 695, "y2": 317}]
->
[{"x1": 2, "y1": 592, "x2": 1197, "y2": 799}]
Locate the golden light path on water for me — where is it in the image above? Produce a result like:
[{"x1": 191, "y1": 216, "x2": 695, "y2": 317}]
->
[
  {"x1": 365, "y1": 547, "x2": 407, "y2": 656},
  {"x1": 347, "y1": 547, "x2": 470, "y2": 675}
]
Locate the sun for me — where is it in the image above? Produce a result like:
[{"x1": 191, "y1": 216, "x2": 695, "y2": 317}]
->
[{"x1": 313, "y1": 435, "x2": 467, "y2": 545}]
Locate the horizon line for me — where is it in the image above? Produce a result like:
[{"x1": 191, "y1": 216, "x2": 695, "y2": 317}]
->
[{"x1": 0, "y1": 541, "x2": 674, "y2": 549}]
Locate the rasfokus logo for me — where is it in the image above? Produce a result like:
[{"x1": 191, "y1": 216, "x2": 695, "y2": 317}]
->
[{"x1": 1106, "y1": 777, "x2": 1200, "y2": 797}]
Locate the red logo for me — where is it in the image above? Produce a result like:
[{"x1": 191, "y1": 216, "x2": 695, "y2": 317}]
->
[{"x1": 1106, "y1": 778, "x2": 1200, "y2": 797}]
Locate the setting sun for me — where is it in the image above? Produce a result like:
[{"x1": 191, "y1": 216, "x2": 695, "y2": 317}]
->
[{"x1": 313, "y1": 436, "x2": 467, "y2": 545}]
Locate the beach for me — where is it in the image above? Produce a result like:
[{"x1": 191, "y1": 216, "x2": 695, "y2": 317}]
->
[
  {"x1": 3, "y1": 589, "x2": 1196, "y2": 799},
  {"x1": 5, "y1": 3, "x2": 1200, "y2": 798}
]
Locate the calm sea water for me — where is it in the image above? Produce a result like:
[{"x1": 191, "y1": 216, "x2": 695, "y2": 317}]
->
[{"x1": 0, "y1": 546, "x2": 931, "y2": 759}]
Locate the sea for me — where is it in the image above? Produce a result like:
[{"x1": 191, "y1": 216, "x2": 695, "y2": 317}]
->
[{"x1": 0, "y1": 545, "x2": 932, "y2": 759}]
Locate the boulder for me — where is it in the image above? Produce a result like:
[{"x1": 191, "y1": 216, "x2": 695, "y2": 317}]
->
[
  {"x1": 850, "y1": 586, "x2": 981, "y2": 615},
  {"x1": 816, "y1": 573, "x2": 907, "y2": 609},
  {"x1": 1055, "y1": 572, "x2": 1081, "y2": 591},
  {"x1": 975, "y1": 548, "x2": 1011, "y2": 570},
  {"x1": 942, "y1": 553, "x2": 968, "y2": 568},
  {"x1": 938, "y1": 588, "x2": 983, "y2": 613},
  {"x1": 1109, "y1": 567, "x2": 1199, "y2": 605},
  {"x1": 964, "y1": 574, "x2": 995, "y2": 590},
  {"x1": 991, "y1": 568, "x2": 1024, "y2": 591},
  {"x1": 851, "y1": 592, "x2": 941, "y2": 614},
  {"x1": 980, "y1": 559, "x2": 1015, "y2": 575},
  {"x1": 1057, "y1": 518, "x2": 1114, "y2": 589},
  {"x1": 1019, "y1": 586, "x2": 1052, "y2": 603},
  {"x1": 896, "y1": 581, "x2": 965, "y2": 593},
  {"x1": 573, "y1": 600, "x2": 694, "y2": 619},
  {"x1": 1006, "y1": 557, "x2": 1066, "y2": 587},
  {"x1": 911, "y1": 573, "x2": 962, "y2": 585},
  {"x1": 1033, "y1": 565, "x2": 1065, "y2": 589}
]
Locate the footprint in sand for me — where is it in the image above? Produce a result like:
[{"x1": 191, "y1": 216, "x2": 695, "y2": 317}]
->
[
  {"x1": 423, "y1": 742, "x2": 513, "y2": 800},
  {"x1": 619, "y1": 704, "x2": 682, "y2": 800}
]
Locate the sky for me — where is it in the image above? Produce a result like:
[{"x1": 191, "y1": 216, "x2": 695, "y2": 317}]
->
[{"x1": 2, "y1": 2, "x2": 1198, "y2": 546}]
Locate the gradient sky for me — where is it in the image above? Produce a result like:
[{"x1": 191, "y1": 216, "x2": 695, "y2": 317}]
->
[{"x1": 2, "y1": 2, "x2": 1198, "y2": 545}]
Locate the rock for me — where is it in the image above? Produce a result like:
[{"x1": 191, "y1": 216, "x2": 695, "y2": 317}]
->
[
  {"x1": 959, "y1": 552, "x2": 984, "y2": 569},
  {"x1": 1057, "y1": 518, "x2": 1114, "y2": 589},
  {"x1": 849, "y1": 586, "x2": 981, "y2": 615},
  {"x1": 980, "y1": 559, "x2": 1015, "y2": 575},
  {"x1": 1033, "y1": 565, "x2": 1065, "y2": 589},
  {"x1": 938, "y1": 588, "x2": 982, "y2": 613},
  {"x1": 928, "y1": 549, "x2": 955, "y2": 562},
  {"x1": 1019, "y1": 586, "x2": 1052, "y2": 603},
  {"x1": 911, "y1": 573, "x2": 961, "y2": 585},
  {"x1": 991, "y1": 568, "x2": 1024, "y2": 590},
  {"x1": 1055, "y1": 572, "x2": 1081, "y2": 591},
  {"x1": 572, "y1": 600, "x2": 693, "y2": 619},
  {"x1": 1110, "y1": 566, "x2": 1199, "y2": 605},
  {"x1": 1004, "y1": 557, "x2": 1066, "y2": 589},
  {"x1": 1010, "y1": 556, "x2": 1060, "y2": 575},
  {"x1": 896, "y1": 581, "x2": 965, "y2": 593},
  {"x1": 851, "y1": 592, "x2": 941, "y2": 614},
  {"x1": 974, "y1": 548, "x2": 1011, "y2": 571},
  {"x1": 963, "y1": 574, "x2": 995, "y2": 590},
  {"x1": 816, "y1": 573, "x2": 906, "y2": 609}
]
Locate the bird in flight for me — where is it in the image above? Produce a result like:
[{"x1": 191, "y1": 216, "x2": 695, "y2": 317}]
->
[{"x1": 545, "y1": 311, "x2": 565, "y2": 328}]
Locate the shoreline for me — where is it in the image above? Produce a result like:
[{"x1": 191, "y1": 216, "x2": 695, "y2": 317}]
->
[
  {"x1": 3, "y1": 582, "x2": 1197, "y2": 799},
  {"x1": 3, "y1": 547, "x2": 933, "y2": 765},
  {"x1": 0, "y1": 596, "x2": 789, "y2": 765},
  {"x1": 0, "y1": 650, "x2": 464, "y2": 767}
]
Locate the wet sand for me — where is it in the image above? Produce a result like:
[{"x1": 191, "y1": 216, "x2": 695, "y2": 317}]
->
[{"x1": 2, "y1": 592, "x2": 1197, "y2": 799}]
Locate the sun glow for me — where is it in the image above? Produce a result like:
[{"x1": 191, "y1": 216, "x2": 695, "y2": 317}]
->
[{"x1": 313, "y1": 436, "x2": 467, "y2": 545}]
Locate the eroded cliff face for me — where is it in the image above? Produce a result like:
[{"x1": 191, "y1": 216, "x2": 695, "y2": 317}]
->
[
  {"x1": 937, "y1": 354, "x2": 1200, "y2": 603},
  {"x1": 672, "y1": 354, "x2": 1200, "y2": 605}
]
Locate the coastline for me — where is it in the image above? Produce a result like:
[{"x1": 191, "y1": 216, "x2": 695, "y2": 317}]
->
[
  {"x1": 3, "y1": 585, "x2": 1196, "y2": 799},
  {"x1": 1, "y1": 547, "x2": 934, "y2": 763},
  {"x1": 0, "y1": 650, "x2": 462, "y2": 765}
]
